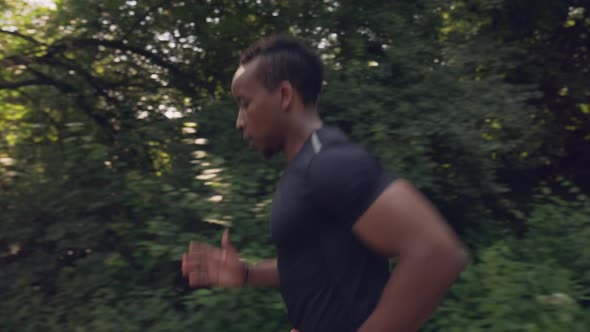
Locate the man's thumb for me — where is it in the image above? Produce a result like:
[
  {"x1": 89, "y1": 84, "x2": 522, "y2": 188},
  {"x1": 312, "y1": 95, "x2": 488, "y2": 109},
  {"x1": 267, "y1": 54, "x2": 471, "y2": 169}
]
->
[{"x1": 222, "y1": 228, "x2": 232, "y2": 249}]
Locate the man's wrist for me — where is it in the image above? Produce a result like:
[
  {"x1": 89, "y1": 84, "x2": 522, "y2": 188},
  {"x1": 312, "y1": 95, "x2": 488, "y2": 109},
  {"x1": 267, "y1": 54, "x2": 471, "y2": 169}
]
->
[{"x1": 235, "y1": 258, "x2": 279, "y2": 288}]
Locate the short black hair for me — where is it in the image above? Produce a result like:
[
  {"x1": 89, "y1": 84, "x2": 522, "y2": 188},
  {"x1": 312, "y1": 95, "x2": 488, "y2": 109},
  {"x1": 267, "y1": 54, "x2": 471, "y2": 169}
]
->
[{"x1": 240, "y1": 34, "x2": 324, "y2": 106}]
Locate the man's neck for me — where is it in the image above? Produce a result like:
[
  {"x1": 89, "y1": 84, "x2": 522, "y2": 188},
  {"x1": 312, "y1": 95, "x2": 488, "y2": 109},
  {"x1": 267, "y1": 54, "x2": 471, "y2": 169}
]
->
[{"x1": 283, "y1": 111, "x2": 323, "y2": 161}]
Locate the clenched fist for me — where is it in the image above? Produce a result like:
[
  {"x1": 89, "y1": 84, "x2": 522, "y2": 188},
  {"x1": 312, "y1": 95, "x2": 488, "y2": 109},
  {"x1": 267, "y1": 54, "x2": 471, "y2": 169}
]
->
[{"x1": 182, "y1": 229, "x2": 247, "y2": 288}]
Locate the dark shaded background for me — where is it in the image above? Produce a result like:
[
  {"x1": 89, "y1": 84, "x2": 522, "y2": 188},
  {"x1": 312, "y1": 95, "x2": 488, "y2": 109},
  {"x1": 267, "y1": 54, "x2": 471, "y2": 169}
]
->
[{"x1": 1, "y1": 0, "x2": 589, "y2": 330}]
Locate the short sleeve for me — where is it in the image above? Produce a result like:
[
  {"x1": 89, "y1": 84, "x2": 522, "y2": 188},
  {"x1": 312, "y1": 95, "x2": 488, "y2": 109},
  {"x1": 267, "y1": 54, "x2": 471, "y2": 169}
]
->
[{"x1": 306, "y1": 144, "x2": 396, "y2": 228}]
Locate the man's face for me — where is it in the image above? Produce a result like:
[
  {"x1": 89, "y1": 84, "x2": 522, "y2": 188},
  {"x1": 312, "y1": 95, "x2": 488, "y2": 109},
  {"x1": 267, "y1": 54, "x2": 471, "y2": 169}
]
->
[{"x1": 231, "y1": 60, "x2": 284, "y2": 158}]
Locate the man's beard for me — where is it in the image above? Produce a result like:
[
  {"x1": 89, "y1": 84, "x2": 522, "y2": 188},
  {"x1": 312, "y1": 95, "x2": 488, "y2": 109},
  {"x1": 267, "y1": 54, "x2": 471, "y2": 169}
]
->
[
  {"x1": 260, "y1": 141, "x2": 281, "y2": 160},
  {"x1": 261, "y1": 146, "x2": 278, "y2": 160}
]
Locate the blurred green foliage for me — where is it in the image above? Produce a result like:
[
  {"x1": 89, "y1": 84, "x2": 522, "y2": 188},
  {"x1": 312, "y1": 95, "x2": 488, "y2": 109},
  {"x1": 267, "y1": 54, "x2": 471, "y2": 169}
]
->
[{"x1": 0, "y1": 0, "x2": 588, "y2": 331}]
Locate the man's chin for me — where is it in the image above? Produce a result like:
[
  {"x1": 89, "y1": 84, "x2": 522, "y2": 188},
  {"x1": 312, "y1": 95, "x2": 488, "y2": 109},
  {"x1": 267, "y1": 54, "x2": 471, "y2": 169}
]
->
[
  {"x1": 248, "y1": 141, "x2": 279, "y2": 159},
  {"x1": 257, "y1": 144, "x2": 281, "y2": 160}
]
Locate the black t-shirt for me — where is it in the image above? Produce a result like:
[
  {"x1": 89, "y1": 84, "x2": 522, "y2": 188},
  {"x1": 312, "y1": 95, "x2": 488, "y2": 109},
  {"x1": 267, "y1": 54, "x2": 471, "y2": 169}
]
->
[{"x1": 270, "y1": 126, "x2": 396, "y2": 332}]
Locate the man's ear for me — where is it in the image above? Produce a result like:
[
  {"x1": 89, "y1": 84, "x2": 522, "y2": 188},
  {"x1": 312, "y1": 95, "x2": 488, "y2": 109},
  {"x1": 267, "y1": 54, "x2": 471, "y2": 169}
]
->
[{"x1": 279, "y1": 81, "x2": 294, "y2": 111}]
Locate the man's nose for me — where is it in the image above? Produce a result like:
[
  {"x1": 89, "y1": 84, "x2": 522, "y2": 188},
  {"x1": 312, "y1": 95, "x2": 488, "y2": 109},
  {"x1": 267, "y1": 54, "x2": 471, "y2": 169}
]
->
[{"x1": 235, "y1": 109, "x2": 245, "y2": 129}]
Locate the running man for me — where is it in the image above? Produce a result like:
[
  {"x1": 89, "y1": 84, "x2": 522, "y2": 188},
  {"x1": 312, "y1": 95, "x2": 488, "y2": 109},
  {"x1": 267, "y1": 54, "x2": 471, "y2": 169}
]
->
[{"x1": 182, "y1": 34, "x2": 468, "y2": 332}]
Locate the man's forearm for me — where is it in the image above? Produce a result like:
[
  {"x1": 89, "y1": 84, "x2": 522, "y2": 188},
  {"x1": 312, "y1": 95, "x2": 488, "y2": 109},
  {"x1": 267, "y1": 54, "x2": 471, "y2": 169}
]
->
[
  {"x1": 359, "y1": 246, "x2": 468, "y2": 332},
  {"x1": 244, "y1": 258, "x2": 279, "y2": 288}
]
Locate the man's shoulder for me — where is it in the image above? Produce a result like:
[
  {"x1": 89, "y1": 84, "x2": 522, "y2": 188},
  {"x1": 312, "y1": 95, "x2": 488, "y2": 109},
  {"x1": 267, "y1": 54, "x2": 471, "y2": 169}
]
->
[
  {"x1": 284, "y1": 126, "x2": 351, "y2": 173},
  {"x1": 308, "y1": 127, "x2": 377, "y2": 173},
  {"x1": 283, "y1": 125, "x2": 377, "y2": 183},
  {"x1": 302, "y1": 126, "x2": 396, "y2": 229},
  {"x1": 315, "y1": 125, "x2": 352, "y2": 148}
]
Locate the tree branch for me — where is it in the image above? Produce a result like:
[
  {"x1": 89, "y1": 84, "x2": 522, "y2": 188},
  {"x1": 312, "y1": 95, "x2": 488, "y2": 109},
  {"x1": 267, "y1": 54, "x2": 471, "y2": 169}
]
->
[
  {"x1": 40, "y1": 55, "x2": 119, "y2": 105},
  {"x1": 0, "y1": 79, "x2": 54, "y2": 89},
  {"x1": 0, "y1": 29, "x2": 45, "y2": 45},
  {"x1": 52, "y1": 38, "x2": 183, "y2": 77},
  {"x1": 0, "y1": 54, "x2": 37, "y2": 67},
  {"x1": 122, "y1": 0, "x2": 172, "y2": 40},
  {"x1": 26, "y1": 67, "x2": 76, "y2": 93}
]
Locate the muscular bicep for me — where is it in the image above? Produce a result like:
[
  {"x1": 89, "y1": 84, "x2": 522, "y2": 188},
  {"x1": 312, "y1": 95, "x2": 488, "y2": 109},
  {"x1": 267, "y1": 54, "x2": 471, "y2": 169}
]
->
[{"x1": 352, "y1": 179, "x2": 463, "y2": 258}]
